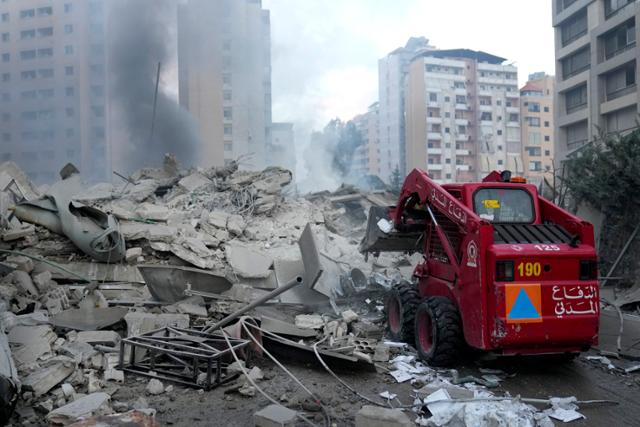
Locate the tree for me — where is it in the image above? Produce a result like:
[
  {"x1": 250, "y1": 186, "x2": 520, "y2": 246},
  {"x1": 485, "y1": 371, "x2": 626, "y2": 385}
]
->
[{"x1": 390, "y1": 165, "x2": 402, "y2": 194}]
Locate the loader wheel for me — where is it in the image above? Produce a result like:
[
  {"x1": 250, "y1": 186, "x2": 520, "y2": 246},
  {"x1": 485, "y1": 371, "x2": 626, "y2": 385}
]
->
[
  {"x1": 415, "y1": 297, "x2": 463, "y2": 367},
  {"x1": 385, "y1": 281, "x2": 420, "y2": 343}
]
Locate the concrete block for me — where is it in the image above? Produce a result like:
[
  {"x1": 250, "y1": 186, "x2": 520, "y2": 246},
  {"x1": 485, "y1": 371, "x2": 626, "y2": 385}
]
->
[
  {"x1": 6, "y1": 255, "x2": 34, "y2": 272},
  {"x1": 355, "y1": 405, "x2": 413, "y2": 427},
  {"x1": 77, "y1": 330, "x2": 121, "y2": 347},
  {"x1": 294, "y1": 314, "x2": 324, "y2": 330},
  {"x1": 254, "y1": 404, "x2": 297, "y2": 427},
  {"x1": 125, "y1": 247, "x2": 143, "y2": 263},
  {"x1": 341, "y1": 309, "x2": 359, "y2": 324}
]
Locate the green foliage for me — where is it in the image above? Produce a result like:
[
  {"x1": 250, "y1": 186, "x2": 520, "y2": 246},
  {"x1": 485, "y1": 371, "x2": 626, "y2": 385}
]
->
[
  {"x1": 390, "y1": 165, "x2": 402, "y2": 194},
  {"x1": 563, "y1": 129, "x2": 640, "y2": 227}
]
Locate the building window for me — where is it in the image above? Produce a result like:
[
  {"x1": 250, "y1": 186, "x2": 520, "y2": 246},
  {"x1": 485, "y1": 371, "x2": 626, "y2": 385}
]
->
[
  {"x1": 1, "y1": 113, "x2": 9, "y2": 122},
  {"x1": 66, "y1": 108, "x2": 74, "y2": 117},
  {"x1": 38, "y1": 89, "x2": 53, "y2": 99},
  {"x1": 223, "y1": 90, "x2": 232, "y2": 101},
  {"x1": 444, "y1": 127, "x2": 450, "y2": 134},
  {"x1": 65, "y1": 87, "x2": 74, "y2": 96},
  {"x1": 557, "y1": 0, "x2": 578, "y2": 13},
  {"x1": 544, "y1": 121, "x2": 550, "y2": 127},
  {"x1": 603, "y1": 20, "x2": 636, "y2": 60},
  {"x1": 2, "y1": 133, "x2": 10, "y2": 142},
  {"x1": 91, "y1": 105, "x2": 104, "y2": 117},
  {"x1": 1, "y1": 93, "x2": 10, "y2": 102},
  {"x1": 223, "y1": 108, "x2": 232, "y2": 120},
  {"x1": 544, "y1": 106, "x2": 549, "y2": 112},
  {"x1": 458, "y1": 125, "x2": 466, "y2": 134},
  {"x1": 20, "y1": 30, "x2": 35, "y2": 40},
  {"x1": 455, "y1": 95, "x2": 466, "y2": 104},
  {"x1": 222, "y1": 73, "x2": 231, "y2": 85},
  {"x1": 560, "y1": 9, "x2": 587, "y2": 47},
  {"x1": 37, "y1": 7, "x2": 52, "y2": 16},
  {"x1": 527, "y1": 102, "x2": 541, "y2": 112},
  {"x1": 446, "y1": 173, "x2": 452, "y2": 179},
  {"x1": 1, "y1": 13, "x2": 9, "y2": 22},
  {"x1": 605, "y1": 0, "x2": 636, "y2": 18},
  {"x1": 66, "y1": 129, "x2": 74, "y2": 138},
  {"x1": 21, "y1": 90, "x2": 36, "y2": 100},
  {"x1": 529, "y1": 161, "x2": 542, "y2": 171},
  {"x1": 429, "y1": 93, "x2": 437, "y2": 102},
  {"x1": 565, "y1": 84, "x2": 587, "y2": 113},
  {"x1": 529, "y1": 132, "x2": 541, "y2": 145},
  {"x1": 526, "y1": 117, "x2": 541, "y2": 127},
  {"x1": 562, "y1": 46, "x2": 590, "y2": 79},
  {"x1": 38, "y1": 48, "x2": 53, "y2": 58},
  {"x1": 224, "y1": 143, "x2": 233, "y2": 151},
  {"x1": 545, "y1": 150, "x2": 551, "y2": 156},
  {"x1": 480, "y1": 112, "x2": 492, "y2": 121},
  {"x1": 20, "y1": 50, "x2": 36, "y2": 60},
  {"x1": 605, "y1": 62, "x2": 636, "y2": 101},
  {"x1": 545, "y1": 135, "x2": 550, "y2": 142},
  {"x1": 497, "y1": 130, "x2": 503, "y2": 136},
  {"x1": 1, "y1": 73, "x2": 8, "y2": 82},
  {"x1": 1, "y1": 53, "x2": 9, "y2": 62},
  {"x1": 444, "y1": 96, "x2": 450, "y2": 102},
  {"x1": 20, "y1": 9, "x2": 35, "y2": 19},
  {"x1": 224, "y1": 125, "x2": 232, "y2": 135},
  {"x1": 38, "y1": 27, "x2": 53, "y2": 37},
  {"x1": 445, "y1": 158, "x2": 451, "y2": 164},
  {"x1": 1, "y1": 33, "x2": 9, "y2": 42},
  {"x1": 527, "y1": 147, "x2": 542, "y2": 156},
  {"x1": 64, "y1": 3, "x2": 72, "y2": 13},
  {"x1": 223, "y1": 40, "x2": 231, "y2": 51},
  {"x1": 21, "y1": 70, "x2": 36, "y2": 80},
  {"x1": 64, "y1": 24, "x2": 73, "y2": 34},
  {"x1": 65, "y1": 66, "x2": 74, "y2": 76},
  {"x1": 65, "y1": 45, "x2": 73, "y2": 55},
  {"x1": 497, "y1": 160, "x2": 504, "y2": 166},
  {"x1": 91, "y1": 85, "x2": 104, "y2": 97},
  {"x1": 565, "y1": 120, "x2": 588, "y2": 149}
]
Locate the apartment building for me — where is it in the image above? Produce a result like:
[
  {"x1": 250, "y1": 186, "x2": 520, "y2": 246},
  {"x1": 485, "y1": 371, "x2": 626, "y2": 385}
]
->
[
  {"x1": 553, "y1": 0, "x2": 639, "y2": 162},
  {"x1": 520, "y1": 73, "x2": 556, "y2": 185},
  {"x1": 178, "y1": 0, "x2": 272, "y2": 169},
  {"x1": 378, "y1": 37, "x2": 434, "y2": 183},
  {"x1": 405, "y1": 49, "x2": 523, "y2": 184},
  {"x1": 0, "y1": 0, "x2": 109, "y2": 184},
  {"x1": 351, "y1": 102, "x2": 380, "y2": 178}
]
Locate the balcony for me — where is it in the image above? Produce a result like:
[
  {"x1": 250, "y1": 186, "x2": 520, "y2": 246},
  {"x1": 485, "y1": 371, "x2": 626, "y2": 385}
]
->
[
  {"x1": 456, "y1": 149, "x2": 470, "y2": 156},
  {"x1": 456, "y1": 133, "x2": 469, "y2": 141},
  {"x1": 605, "y1": 0, "x2": 637, "y2": 19},
  {"x1": 428, "y1": 132, "x2": 442, "y2": 139},
  {"x1": 427, "y1": 116, "x2": 442, "y2": 124},
  {"x1": 427, "y1": 148, "x2": 442, "y2": 155},
  {"x1": 606, "y1": 83, "x2": 636, "y2": 101},
  {"x1": 455, "y1": 164, "x2": 470, "y2": 171},
  {"x1": 427, "y1": 164, "x2": 443, "y2": 171},
  {"x1": 455, "y1": 118, "x2": 469, "y2": 125}
]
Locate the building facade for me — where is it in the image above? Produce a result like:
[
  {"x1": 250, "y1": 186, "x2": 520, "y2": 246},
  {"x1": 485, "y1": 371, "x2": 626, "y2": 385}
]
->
[
  {"x1": 0, "y1": 0, "x2": 109, "y2": 184},
  {"x1": 553, "y1": 0, "x2": 639, "y2": 162},
  {"x1": 378, "y1": 37, "x2": 434, "y2": 183},
  {"x1": 178, "y1": 0, "x2": 272, "y2": 170},
  {"x1": 520, "y1": 73, "x2": 556, "y2": 185},
  {"x1": 351, "y1": 102, "x2": 380, "y2": 178},
  {"x1": 405, "y1": 49, "x2": 523, "y2": 184}
]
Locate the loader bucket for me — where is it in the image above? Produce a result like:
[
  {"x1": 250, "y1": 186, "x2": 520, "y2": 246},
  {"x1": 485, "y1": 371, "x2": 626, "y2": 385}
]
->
[{"x1": 359, "y1": 206, "x2": 423, "y2": 254}]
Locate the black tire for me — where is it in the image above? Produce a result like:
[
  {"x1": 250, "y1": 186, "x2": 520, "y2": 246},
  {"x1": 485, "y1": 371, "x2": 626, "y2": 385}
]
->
[
  {"x1": 385, "y1": 281, "x2": 420, "y2": 343},
  {"x1": 414, "y1": 296, "x2": 463, "y2": 367}
]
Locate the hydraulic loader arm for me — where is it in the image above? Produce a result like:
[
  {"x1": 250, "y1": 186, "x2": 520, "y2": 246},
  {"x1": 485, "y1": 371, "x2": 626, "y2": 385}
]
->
[{"x1": 393, "y1": 169, "x2": 482, "y2": 273}]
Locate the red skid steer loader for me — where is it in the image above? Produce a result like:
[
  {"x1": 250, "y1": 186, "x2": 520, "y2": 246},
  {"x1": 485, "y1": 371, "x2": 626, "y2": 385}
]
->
[{"x1": 361, "y1": 169, "x2": 599, "y2": 366}]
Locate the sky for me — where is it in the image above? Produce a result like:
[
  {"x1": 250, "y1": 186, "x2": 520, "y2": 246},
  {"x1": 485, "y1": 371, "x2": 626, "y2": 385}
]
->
[{"x1": 263, "y1": 0, "x2": 555, "y2": 131}]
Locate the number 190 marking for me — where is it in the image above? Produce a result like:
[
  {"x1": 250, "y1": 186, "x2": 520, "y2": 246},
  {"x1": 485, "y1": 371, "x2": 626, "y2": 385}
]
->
[{"x1": 518, "y1": 262, "x2": 541, "y2": 277}]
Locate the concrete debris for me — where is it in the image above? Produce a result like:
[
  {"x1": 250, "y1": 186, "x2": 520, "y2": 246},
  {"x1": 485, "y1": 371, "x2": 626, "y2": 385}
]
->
[
  {"x1": 294, "y1": 314, "x2": 325, "y2": 330},
  {"x1": 226, "y1": 243, "x2": 273, "y2": 279},
  {"x1": 76, "y1": 331, "x2": 121, "y2": 347},
  {"x1": 46, "y1": 392, "x2": 111, "y2": 425},
  {"x1": 341, "y1": 309, "x2": 359, "y2": 323},
  {"x1": 355, "y1": 405, "x2": 413, "y2": 427},
  {"x1": 125, "y1": 247, "x2": 143, "y2": 263},
  {"x1": 22, "y1": 361, "x2": 75, "y2": 396},
  {"x1": 254, "y1": 404, "x2": 297, "y2": 427},
  {"x1": 145, "y1": 379, "x2": 164, "y2": 395}
]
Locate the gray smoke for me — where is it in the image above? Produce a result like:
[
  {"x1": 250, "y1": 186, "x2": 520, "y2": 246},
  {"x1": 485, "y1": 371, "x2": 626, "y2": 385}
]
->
[{"x1": 108, "y1": 0, "x2": 200, "y2": 173}]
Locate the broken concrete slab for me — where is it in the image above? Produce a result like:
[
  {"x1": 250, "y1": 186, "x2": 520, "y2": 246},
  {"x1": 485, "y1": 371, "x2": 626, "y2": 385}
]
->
[
  {"x1": 138, "y1": 264, "x2": 232, "y2": 303},
  {"x1": 51, "y1": 307, "x2": 129, "y2": 331},
  {"x1": 8, "y1": 324, "x2": 56, "y2": 345},
  {"x1": 37, "y1": 261, "x2": 145, "y2": 283},
  {"x1": 2, "y1": 225, "x2": 35, "y2": 242},
  {"x1": 355, "y1": 405, "x2": 413, "y2": 427},
  {"x1": 76, "y1": 331, "x2": 120, "y2": 347},
  {"x1": 173, "y1": 296, "x2": 208, "y2": 317},
  {"x1": 22, "y1": 361, "x2": 75, "y2": 396},
  {"x1": 226, "y1": 214, "x2": 246, "y2": 236},
  {"x1": 135, "y1": 203, "x2": 170, "y2": 222},
  {"x1": 11, "y1": 270, "x2": 38, "y2": 296},
  {"x1": 260, "y1": 316, "x2": 318, "y2": 338},
  {"x1": 294, "y1": 314, "x2": 324, "y2": 330},
  {"x1": 119, "y1": 222, "x2": 176, "y2": 243},
  {"x1": 178, "y1": 172, "x2": 212, "y2": 193},
  {"x1": 226, "y1": 243, "x2": 273, "y2": 279},
  {"x1": 66, "y1": 410, "x2": 159, "y2": 427},
  {"x1": 5, "y1": 255, "x2": 34, "y2": 273},
  {"x1": 207, "y1": 211, "x2": 230, "y2": 229},
  {"x1": 46, "y1": 392, "x2": 111, "y2": 425},
  {"x1": 59, "y1": 341, "x2": 98, "y2": 365},
  {"x1": 254, "y1": 404, "x2": 297, "y2": 427},
  {"x1": 31, "y1": 270, "x2": 53, "y2": 293},
  {"x1": 125, "y1": 247, "x2": 142, "y2": 263}
]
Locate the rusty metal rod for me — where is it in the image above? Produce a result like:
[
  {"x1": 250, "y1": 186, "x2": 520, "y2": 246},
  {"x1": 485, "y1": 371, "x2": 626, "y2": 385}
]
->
[{"x1": 203, "y1": 276, "x2": 303, "y2": 334}]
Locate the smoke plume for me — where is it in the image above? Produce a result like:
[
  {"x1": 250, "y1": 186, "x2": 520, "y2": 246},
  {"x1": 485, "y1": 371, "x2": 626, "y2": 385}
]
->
[{"x1": 108, "y1": 0, "x2": 200, "y2": 173}]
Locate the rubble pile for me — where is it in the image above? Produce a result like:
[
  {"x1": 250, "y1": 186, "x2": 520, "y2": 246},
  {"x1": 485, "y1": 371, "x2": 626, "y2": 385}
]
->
[{"x1": 0, "y1": 159, "x2": 414, "y2": 425}]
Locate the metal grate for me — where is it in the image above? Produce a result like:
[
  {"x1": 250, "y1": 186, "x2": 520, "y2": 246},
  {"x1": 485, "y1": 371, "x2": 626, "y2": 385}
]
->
[{"x1": 493, "y1": 223, "x2": 573, "y2": 244}]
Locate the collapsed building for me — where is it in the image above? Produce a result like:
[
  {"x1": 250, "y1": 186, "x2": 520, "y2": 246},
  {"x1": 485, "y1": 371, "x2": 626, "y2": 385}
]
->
[{"x1": 0, "y1": 157, "x2": 629, "y2": 426}]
